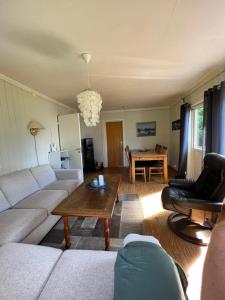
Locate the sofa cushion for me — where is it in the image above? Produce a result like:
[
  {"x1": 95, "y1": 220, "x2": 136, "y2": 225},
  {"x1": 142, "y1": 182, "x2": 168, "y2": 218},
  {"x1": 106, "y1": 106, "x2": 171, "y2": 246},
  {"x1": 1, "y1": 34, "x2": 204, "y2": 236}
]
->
[
  {"x1": 0, "y1": 243, "x2": 62, "y2": 300},
  {"x1": 14, "y1": 190, "x2": 68, "y2": 214},
  {"x1": 30, "y1": 164, "x2": 57, "y2": 188},
  {"x1": 0, "y1": 208, "x2": 47, "y2": 245},
  {"x1": 43, "y1": 180, "x2": 80, "y2": 195},
  {"x1": 54, "y1": 168, "x2": 83, "y2": 181},
  {"x1": 0, "y1": 169, "x2": 40, "y2": 206},
  {"x1": 39, "y1": 249, "x2": 117, "y2": 300},
  {"x1": 0, "y1": 190, "x2": 11, "y2": 212}
]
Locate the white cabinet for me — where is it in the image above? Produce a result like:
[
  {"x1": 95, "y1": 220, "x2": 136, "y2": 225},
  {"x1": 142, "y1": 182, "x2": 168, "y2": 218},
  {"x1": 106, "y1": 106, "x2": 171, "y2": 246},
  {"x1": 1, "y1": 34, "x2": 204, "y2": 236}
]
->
[{"x1": 58, "y1": 113, "x2": 83, "y2": 173}]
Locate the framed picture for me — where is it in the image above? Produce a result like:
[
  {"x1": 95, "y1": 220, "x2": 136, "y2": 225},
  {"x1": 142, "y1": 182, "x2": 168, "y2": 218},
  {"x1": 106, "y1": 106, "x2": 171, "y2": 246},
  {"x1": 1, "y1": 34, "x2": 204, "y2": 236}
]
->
[
  {"x1": 172, "y1": 119, "x2": 181, "y2": 130},
  {"x1": 136, "y1": 121, "x2": 156, "y2": 137}
]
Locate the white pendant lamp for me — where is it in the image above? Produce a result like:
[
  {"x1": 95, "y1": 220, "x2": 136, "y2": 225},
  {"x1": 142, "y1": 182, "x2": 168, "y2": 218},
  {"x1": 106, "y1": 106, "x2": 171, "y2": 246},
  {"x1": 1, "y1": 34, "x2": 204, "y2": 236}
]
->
[{"x1": 77, "y1": 53, "x2": 102, "y2": 127}]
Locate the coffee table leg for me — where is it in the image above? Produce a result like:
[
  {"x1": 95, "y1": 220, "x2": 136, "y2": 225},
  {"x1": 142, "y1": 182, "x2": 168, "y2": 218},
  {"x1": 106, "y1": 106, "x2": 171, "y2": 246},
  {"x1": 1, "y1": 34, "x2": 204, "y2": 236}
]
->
[
  {"x1": 103, "y1": 218, "x2": 110, "y2": 251},
  {"x1": 63, "y1": 216, "x2": 71, "y2": 249},
  {"x1": 116, "y1": 193, "x2": 119, "y2": 203}
]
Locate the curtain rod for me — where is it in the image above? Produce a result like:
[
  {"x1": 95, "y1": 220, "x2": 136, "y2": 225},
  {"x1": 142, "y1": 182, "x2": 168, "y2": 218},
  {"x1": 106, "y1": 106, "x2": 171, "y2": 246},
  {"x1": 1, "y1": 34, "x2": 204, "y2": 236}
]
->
[
  {"x1": 191, "y1": 101, "x2": 203, "y2": 110},
  {"x1": 184, "y1": 68, "x2": 225, "y2": 100}
]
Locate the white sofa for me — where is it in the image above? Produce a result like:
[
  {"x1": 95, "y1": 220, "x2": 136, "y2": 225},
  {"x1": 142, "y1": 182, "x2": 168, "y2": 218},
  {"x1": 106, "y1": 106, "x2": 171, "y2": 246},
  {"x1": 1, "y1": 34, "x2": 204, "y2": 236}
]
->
[
  {"x1": 0, "y1": 242, "x2": 116, "y2": 300},
  {"x1": 0, "y1": 234, "x2": 188, "y2": 300},
  {"x1": 0, "y1": 165, "x2": 83, "y2": 246}
]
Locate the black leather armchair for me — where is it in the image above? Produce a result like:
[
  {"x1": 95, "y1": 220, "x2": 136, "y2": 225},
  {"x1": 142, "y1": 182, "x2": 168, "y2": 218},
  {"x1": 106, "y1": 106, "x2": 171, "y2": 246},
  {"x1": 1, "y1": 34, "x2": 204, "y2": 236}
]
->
[{"x1": 162, "y1": 153, "x2": 225, "y2": 245}]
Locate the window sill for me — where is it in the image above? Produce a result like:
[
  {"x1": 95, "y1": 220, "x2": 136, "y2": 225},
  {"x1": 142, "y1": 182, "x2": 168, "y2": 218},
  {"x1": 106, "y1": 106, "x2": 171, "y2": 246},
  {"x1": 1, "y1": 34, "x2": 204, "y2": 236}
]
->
[{"x1": 193, "y1": 147, "x2": 204, "y2": 152}]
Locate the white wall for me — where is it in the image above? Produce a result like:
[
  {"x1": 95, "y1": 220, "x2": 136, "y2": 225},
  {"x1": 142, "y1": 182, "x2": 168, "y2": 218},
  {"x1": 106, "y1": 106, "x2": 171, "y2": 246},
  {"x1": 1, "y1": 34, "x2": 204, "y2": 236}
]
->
[
  {"x1": 169, "y1": 69, "x2": 225, "y2": 175},
  {"x1": 4, "y1": 68, "x2": 224, "y2": 176},
  {"x1": 81, "y1": 108, "x2": 170, "y2": 167},
  {"x1": 0, "y1": 76, "x2": 72, "y2": 175}
]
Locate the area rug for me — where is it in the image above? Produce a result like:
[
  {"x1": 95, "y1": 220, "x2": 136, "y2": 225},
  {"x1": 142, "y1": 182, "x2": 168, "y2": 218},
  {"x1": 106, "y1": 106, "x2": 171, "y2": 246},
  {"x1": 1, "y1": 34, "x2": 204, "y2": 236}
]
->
[{"x1": 40, "y1": 193, "x2": 144, "y2": 251}]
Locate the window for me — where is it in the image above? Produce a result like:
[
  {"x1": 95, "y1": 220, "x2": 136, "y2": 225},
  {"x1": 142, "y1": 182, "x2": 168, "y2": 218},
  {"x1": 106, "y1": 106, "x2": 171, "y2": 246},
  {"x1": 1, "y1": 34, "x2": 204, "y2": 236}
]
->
[{"x1": 194, "y1": 106, "x2": 204, "y2": 149}]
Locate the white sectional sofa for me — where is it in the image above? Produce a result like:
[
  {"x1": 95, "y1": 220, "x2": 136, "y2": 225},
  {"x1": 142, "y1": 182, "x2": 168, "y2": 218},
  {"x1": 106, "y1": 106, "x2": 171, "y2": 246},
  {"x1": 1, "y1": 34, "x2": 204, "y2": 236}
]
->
[
  {"x1": 0, "y1": 165, "x2": 83, "y2": 246},
  {"x1": 0, "y1": 235, "x2": 189, "y2": 300},
  {"x1": 0, "y1": 242, "x2": 116, "y2": 300}
]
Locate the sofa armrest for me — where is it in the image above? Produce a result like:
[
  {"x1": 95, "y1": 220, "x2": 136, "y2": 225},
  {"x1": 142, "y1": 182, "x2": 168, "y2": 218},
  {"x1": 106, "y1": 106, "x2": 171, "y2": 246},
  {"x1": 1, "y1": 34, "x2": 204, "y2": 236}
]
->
[
  {"x1": 123, "y1": 234, "x2": 161, "y2": 247},
  {"x1": 169, "y1": 179, "x2": 196, "y2": 191},
  {"x1": 114, "y1": 240, "x2": 188, "y2": 299},
  {"x1": 54, "y1": 169, "x2": 83, "y2": 182}
]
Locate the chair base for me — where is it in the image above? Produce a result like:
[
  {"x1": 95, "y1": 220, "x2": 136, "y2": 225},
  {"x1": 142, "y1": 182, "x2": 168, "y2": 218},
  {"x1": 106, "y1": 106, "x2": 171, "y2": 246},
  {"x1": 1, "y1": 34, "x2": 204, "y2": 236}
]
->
[{"x1": 167, "y1": 212, "x2": 212, "y2": 246}]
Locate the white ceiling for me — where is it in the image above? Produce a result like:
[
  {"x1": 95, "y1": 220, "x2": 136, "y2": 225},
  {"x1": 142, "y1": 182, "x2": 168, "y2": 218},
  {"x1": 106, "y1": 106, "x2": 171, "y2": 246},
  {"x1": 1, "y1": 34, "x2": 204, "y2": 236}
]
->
[{"x1": 1, "y1": 0, "x2": 225, "y2": 110}]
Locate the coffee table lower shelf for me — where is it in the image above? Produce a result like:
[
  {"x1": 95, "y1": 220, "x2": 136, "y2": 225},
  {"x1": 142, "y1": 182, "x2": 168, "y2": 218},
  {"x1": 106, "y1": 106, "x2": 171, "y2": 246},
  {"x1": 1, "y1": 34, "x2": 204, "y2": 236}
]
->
[{"x1": 63, "y1": 216, "x2": 110, "y2": 251}]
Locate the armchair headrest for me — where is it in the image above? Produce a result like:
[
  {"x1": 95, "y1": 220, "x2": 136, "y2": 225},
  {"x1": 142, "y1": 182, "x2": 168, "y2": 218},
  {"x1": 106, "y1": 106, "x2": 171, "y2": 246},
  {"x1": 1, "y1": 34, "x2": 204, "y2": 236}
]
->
[
  {"x1": 204, "y1": 153, "x2": 225, "y2": 175},
  {"x1": 196, "y1": 153, "x2": 225, "y2": 201}
]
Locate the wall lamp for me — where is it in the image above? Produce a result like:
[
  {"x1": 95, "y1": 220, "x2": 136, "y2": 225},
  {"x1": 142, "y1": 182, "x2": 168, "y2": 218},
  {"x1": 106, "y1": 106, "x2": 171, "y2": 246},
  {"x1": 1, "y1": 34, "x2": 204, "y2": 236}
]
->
[
  {"x1": 27, "y1": 120, "x2": 45, "y2": 165},
  {"x1": 27, "y1": 120, "x2": 45, "y2": 136}
]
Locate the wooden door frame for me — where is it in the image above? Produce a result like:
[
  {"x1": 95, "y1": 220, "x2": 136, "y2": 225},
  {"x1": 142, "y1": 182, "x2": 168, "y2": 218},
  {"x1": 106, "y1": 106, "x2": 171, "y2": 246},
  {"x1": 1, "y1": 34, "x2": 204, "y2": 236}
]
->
[{"x1": 103, "y1": 119, "x2": 126, "y2": 167}]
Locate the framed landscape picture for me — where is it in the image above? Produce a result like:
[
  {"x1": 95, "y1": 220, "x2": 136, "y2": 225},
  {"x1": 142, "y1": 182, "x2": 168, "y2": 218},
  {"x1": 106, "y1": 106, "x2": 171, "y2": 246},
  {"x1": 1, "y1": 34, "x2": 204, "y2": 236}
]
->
[
  {"x1": 172, "y1": 119, "x2": 181, "y2": 130},
  {"x1": 136, "y1": 121, "x2": 156, "y2": 137}
]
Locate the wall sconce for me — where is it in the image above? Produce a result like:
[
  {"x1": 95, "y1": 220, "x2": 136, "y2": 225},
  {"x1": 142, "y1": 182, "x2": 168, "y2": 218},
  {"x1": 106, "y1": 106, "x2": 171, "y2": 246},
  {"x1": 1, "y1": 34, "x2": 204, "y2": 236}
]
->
[
  {"x1": 27, "y1": 120, "x2": 45, "y2": 165},
  {"x1": 27, "y1": 120, "x2": 45, "y2": 136}
]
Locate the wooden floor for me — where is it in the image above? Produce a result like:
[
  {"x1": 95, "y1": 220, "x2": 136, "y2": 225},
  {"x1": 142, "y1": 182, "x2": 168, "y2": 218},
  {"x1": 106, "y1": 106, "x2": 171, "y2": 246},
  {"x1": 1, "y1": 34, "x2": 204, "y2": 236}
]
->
[{"x1": 85, "y1": 167, "x2": 225, "y2": 300}]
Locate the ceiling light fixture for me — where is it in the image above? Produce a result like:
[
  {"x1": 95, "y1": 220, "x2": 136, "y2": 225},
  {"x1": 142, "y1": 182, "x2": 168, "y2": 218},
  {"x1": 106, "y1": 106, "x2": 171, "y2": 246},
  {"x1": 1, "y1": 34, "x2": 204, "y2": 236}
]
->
[{"x1": 77, "y1": 53, "x2": 102, "y2": 127}]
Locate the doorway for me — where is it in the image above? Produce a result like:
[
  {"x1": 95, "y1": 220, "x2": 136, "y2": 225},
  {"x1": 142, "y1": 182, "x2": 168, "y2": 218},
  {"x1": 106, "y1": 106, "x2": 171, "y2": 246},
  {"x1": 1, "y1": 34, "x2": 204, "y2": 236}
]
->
[{"x1": 106, "y1": 121, "x2": 124, "y2": 167}]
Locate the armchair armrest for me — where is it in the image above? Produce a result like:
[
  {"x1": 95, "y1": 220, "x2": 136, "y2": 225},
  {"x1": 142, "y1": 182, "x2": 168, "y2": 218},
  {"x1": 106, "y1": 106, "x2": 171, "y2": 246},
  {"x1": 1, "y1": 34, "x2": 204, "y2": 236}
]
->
[
  {"x1": 54, "y1": 169, "x2": 83, "y2": 182},
  {"x1": 179, "y1": 198, "x2": 223, "y2": 212},
  {"x1": 169, "y1": 179, "x2": 196, "y2": 192}
]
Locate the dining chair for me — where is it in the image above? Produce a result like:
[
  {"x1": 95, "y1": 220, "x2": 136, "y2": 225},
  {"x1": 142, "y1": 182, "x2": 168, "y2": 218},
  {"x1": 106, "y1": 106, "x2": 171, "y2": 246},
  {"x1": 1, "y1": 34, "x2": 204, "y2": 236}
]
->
[
  {"x1": 155, "y1": 144, "x2": 161, "y2": 152},
  {"x1": 158, "y1": 145, "x2": 163, "y2": 153},
  {"x1": 153, "y1": 144, "x2": 163, "y2": 166},
  {"x1": 149, "y1": 146, "x2": 168, "y2": 182},
  {"x1": 125, "y1": 146, "x2": 146, "y2": 183}
]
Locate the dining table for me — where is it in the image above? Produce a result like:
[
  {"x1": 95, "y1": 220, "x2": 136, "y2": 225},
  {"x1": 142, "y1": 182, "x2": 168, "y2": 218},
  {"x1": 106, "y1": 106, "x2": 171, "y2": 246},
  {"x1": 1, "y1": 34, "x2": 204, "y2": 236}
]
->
[{"x1": 130, "y1": 149, "x2": 168, "y2": 184}]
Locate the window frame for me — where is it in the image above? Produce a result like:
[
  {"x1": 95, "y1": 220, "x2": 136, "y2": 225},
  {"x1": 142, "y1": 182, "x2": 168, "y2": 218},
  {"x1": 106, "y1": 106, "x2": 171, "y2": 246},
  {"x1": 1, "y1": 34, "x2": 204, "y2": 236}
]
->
[{"x1": 192, "y1": 104, "x2": 204, "y2": 151}]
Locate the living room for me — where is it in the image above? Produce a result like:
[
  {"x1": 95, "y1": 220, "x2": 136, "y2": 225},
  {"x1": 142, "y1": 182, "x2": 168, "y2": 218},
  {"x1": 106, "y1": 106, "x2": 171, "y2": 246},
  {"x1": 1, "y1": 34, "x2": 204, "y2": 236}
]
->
[{"x1": 1, "y1": 1, "x2": 225, "y2": 300}]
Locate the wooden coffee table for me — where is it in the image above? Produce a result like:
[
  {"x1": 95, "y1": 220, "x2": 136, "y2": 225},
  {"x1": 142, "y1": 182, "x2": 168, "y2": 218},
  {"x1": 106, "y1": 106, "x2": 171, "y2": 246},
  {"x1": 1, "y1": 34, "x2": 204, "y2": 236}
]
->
[{"x1": 52, "y1": 174, "x2": 121, "y2": 251}]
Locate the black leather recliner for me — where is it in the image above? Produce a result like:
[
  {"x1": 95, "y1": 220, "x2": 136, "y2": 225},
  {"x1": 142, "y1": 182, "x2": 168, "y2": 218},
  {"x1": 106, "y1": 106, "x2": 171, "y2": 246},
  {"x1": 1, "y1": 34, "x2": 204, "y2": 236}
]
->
[{"x1": 162, "y1": 153, "x2": 225, "y2": 245}]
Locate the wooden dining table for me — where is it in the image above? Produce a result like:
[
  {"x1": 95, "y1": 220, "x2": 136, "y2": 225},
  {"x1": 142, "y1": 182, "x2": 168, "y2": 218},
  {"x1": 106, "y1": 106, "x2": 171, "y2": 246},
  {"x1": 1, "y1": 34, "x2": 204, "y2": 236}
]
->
[{"x1": 130, "y1": 149, "x2": 168, "y2": 184}]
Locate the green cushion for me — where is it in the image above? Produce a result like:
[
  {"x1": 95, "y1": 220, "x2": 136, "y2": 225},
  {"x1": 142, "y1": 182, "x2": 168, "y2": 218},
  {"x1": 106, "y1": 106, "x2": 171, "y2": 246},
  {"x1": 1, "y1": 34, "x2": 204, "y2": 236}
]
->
[{"x1": 114, "y1": 241, "x2": 187, "y2": 300}]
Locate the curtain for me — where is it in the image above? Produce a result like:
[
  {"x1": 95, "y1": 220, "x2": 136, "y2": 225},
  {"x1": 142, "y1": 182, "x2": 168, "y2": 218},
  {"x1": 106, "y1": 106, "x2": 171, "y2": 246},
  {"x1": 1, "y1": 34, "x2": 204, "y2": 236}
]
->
[
  {"x1": 177, "y1": 103, "x2": 191, "y2": 179},
  {"x1": 204, "y1": 81, "x2": 225, "y2": 155}
]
